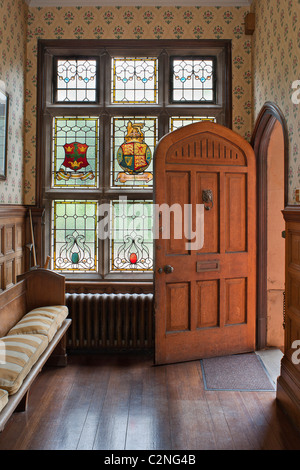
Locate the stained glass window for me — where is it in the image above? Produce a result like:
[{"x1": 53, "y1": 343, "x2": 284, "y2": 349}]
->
[
  {"x1": 111, "y1": 117, "x2": 157, "y2": 189},
  {"x1": 171, "y1": 58, "x2": 214, "y2": 103},
  {"x1": 110, "y1": 199, "x2": 153, "y2": 272},
  {"x1": 56, "y1": 59, "x2": 97, "y2": 102},
  {"x1": 41, "y1": 42, "x2": 231, "y2": 281},
  {"x1": 52, "y1": 117, "x2": 99, "y2": 188},
  {"x1": 170, "y1": 116, "x2": 216, "y2": 131},
  {"x1": 52, "y1": 200, "x2": 98, "y2": 273},
  {"x1": 112, "y1": 58, "x2": 158, "y2": 103}
]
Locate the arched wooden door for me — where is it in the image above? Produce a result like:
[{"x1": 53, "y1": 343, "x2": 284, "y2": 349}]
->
[{"x1": 154, "y1": 122, "x2": 256, "y2": 365}]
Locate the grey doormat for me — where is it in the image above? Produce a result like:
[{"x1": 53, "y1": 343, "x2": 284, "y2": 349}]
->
[{"x1": 200, "y1": 353, "x2": 276, "y2": 391}]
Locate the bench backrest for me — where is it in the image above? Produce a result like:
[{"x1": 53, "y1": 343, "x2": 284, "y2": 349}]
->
[
  {"x1": 17, "y1": 268, "x2": 65, "y2": 312},
  {"x1": 0, "y1": 268, "x2": 65, "y2": 337},
  {"x1": 0, "y1": 281, "x2": 27, "y2": 337}
]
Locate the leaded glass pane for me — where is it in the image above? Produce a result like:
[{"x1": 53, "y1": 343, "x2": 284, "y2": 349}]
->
[
  {"x1": 170, "y1": 116, "x2": 216, "y2": 131},
  {"x1": 110, "y1": 199, "x2": 153, "y2": 272},
  {"x1": 171, "y1": 58, "x2": 214, "y2": 103},
  {"x1": 52, "y1": 117, "x2": 99, "y2": 188},
  {"x1": 112, "y1": 58, "x2": 158, "y2": 103},
  {"x1": 111, "y1": 117, "x2": 157, "y2": 189},
  {"x1": 56, "y1": 59, "x2": 97, "y2": 102},
  {"x1": 52, "y1": 200, "x2": 97, "y2": 272}
]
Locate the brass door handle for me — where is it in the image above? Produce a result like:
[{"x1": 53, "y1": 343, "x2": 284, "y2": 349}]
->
[
  {"x1": 164, "y1": 265, "x2": 174, "y2": 274},
  {"x1": 158, "y1": 265, "x2": 174, "y2": 274}
]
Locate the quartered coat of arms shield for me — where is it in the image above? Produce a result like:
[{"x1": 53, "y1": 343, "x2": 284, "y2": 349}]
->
[{"x1": 116, "y1": 121, "x2": 153, "y2": 184}]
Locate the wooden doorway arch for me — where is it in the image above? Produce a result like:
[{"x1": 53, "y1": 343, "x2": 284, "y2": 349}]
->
[{"x1": 251, "y1": 102, "x2": 289, "y2": 350}]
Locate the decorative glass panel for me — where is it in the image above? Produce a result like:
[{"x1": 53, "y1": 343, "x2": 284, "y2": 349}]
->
[
  {"x1": 110, "y1": 199, "x2": 153, "y2": 272},
  {"x1": 171, "y1": 58, "x2": 214, "y2": 102},
  {"x1": 56, "y1": 59, "x2": 97, "y2": 102},
  {"x1": 52, "y1": 117, "x2": 98, "y2": 188},
  {"x1": 52, "y1": 200, "x2": 97, "y2": 272},
  {"x1": 112, "y1": 58, "x2": 158, "y2": 103},
  {"x1": 170, "y1": 116, "x2": 216, "y2": 131},
  {"x1": 111, "y1": 117, "x2": 157, "y2": 189}
]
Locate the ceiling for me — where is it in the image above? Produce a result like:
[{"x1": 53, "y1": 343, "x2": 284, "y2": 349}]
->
[{"x1": 25, "y1": 0, "x2": 252, "y2": 7}]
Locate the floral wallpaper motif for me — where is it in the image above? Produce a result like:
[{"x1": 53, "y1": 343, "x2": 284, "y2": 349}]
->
[
  {"x1": 252, "y1": 0, "x2": 300, "y2": 204},
  {"x1": 24, "y1": 5, "x2": 252, "y2": 205},
  {"x1": 0, "y1": 0, "x2": 27, "y2": 204},
  {"x1": 1, "y1": 2, "x2": 299, "y2": 206}
]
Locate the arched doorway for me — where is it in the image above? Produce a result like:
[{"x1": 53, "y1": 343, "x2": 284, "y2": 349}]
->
[{"x1": 251, "y1": 102, "x2": 289, "y2": 351}]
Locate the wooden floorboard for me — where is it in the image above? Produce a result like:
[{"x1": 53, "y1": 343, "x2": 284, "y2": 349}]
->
[{"x1": 0, "y1": 353, "x2": 299, "y2": 451}]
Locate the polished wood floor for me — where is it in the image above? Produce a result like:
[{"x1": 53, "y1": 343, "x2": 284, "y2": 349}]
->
[{"x1": 0, "y1": 353, "x2": 300, "y2": 450}]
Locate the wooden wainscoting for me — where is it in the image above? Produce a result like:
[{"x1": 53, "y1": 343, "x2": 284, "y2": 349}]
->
[
  {"x1": 0, "y1": 206, "x2": 26, "y2": 291},
  {"x1": 277, "y1": 207, "x2": 300, "y2": 431}
]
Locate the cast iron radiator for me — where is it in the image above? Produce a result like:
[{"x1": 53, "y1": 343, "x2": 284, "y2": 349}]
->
[{"x1": 65, "y1": 293, "x2": 154, "y2": 351}]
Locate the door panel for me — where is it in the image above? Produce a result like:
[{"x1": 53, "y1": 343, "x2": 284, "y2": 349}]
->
[
  {"x1": 154, "y1": 122, "x2": 256, "y2": 364},
  {"x1": 166, "y1": 282, "x2": 190, "y2": 332},
  {"x1": 225, "y1": 277, "x2": 247, "y2": 325},
  {"x1": 225, "y1": 173, "x2": 247, "y2": 252},
  {"x1": 196, "y1": 172, "x2": 219, "y2": 253},
  {"x1": 196, "y1": 280, "x2": 219, "y2": 329},
  {"x1": 165, "y1": 171, "x2": 190, "y2": 255}
]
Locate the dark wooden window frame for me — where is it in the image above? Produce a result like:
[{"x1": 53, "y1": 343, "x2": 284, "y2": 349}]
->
[{"x1": 36, "y1": 39, "x2": 232, "y2": 288}]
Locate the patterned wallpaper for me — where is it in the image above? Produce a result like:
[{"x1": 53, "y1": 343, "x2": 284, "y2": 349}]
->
[
  {"x1": 252, "y1": 0, "x2": 300, "y2": 204},
  {"x1": 24, "y1": 5, "x2": 252, "y2": 205},
  {"x1": 0, "y1": 0, "x2": 27, "y2": 204},
  {"x1": 1, "y1": 2, "x2": 299, "y2": 206}
]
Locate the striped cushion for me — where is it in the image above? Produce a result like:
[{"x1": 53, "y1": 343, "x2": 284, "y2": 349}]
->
[
  {"x1": 0, "y1": 388, "x2": 8, "y2": 412},
  {"x1": 0, "y1": 334, "x2": 48, "y2": 395},
  {"x1": 7, "y1": 306, "x2": 68, "y2": 342}
]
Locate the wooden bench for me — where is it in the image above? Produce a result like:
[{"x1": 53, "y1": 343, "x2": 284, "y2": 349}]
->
[{"x1": 0, "y1": 268, "x2": 71, "y2": 432}]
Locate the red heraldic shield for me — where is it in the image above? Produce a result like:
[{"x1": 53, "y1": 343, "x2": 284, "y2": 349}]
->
[{"x1": 63, "y1": 142, "x2": 89, "y2": 172}]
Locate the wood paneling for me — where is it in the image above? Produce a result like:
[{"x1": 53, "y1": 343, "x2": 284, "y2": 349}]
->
[
  {"x1": 225, "y1": 278, "x2": 246, "y2": 325},
  {"x1": 0, "y1": 280, "x2": 27, "y2": 338},
  {"x1": 196, "y1": 280, "x2": 219, "y2": 328},
  {"x1": 277, "y1": 208, "x2": 300, "y2": 432},
  {"x1": 17, "y1": 267, "x2": 65, "y2": 312},
  {"x1": 288, "y1": 229, "x2": 300, "y2": 270},
  {"x1": 196, "y1": 172, "x2": 219, "y2": 253},
  {"x1": 165, "y1": 171, "x2": 190, "y2": 255},
  {"x1": 225, "y1": 173, "x2": 246, "y2": 253},
  {"x1": 0, "y1": 206, "x2": 26, "y2": 291},
  {"x1": 166, "y1": 282, "x2": 190, "y2": 332}
]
